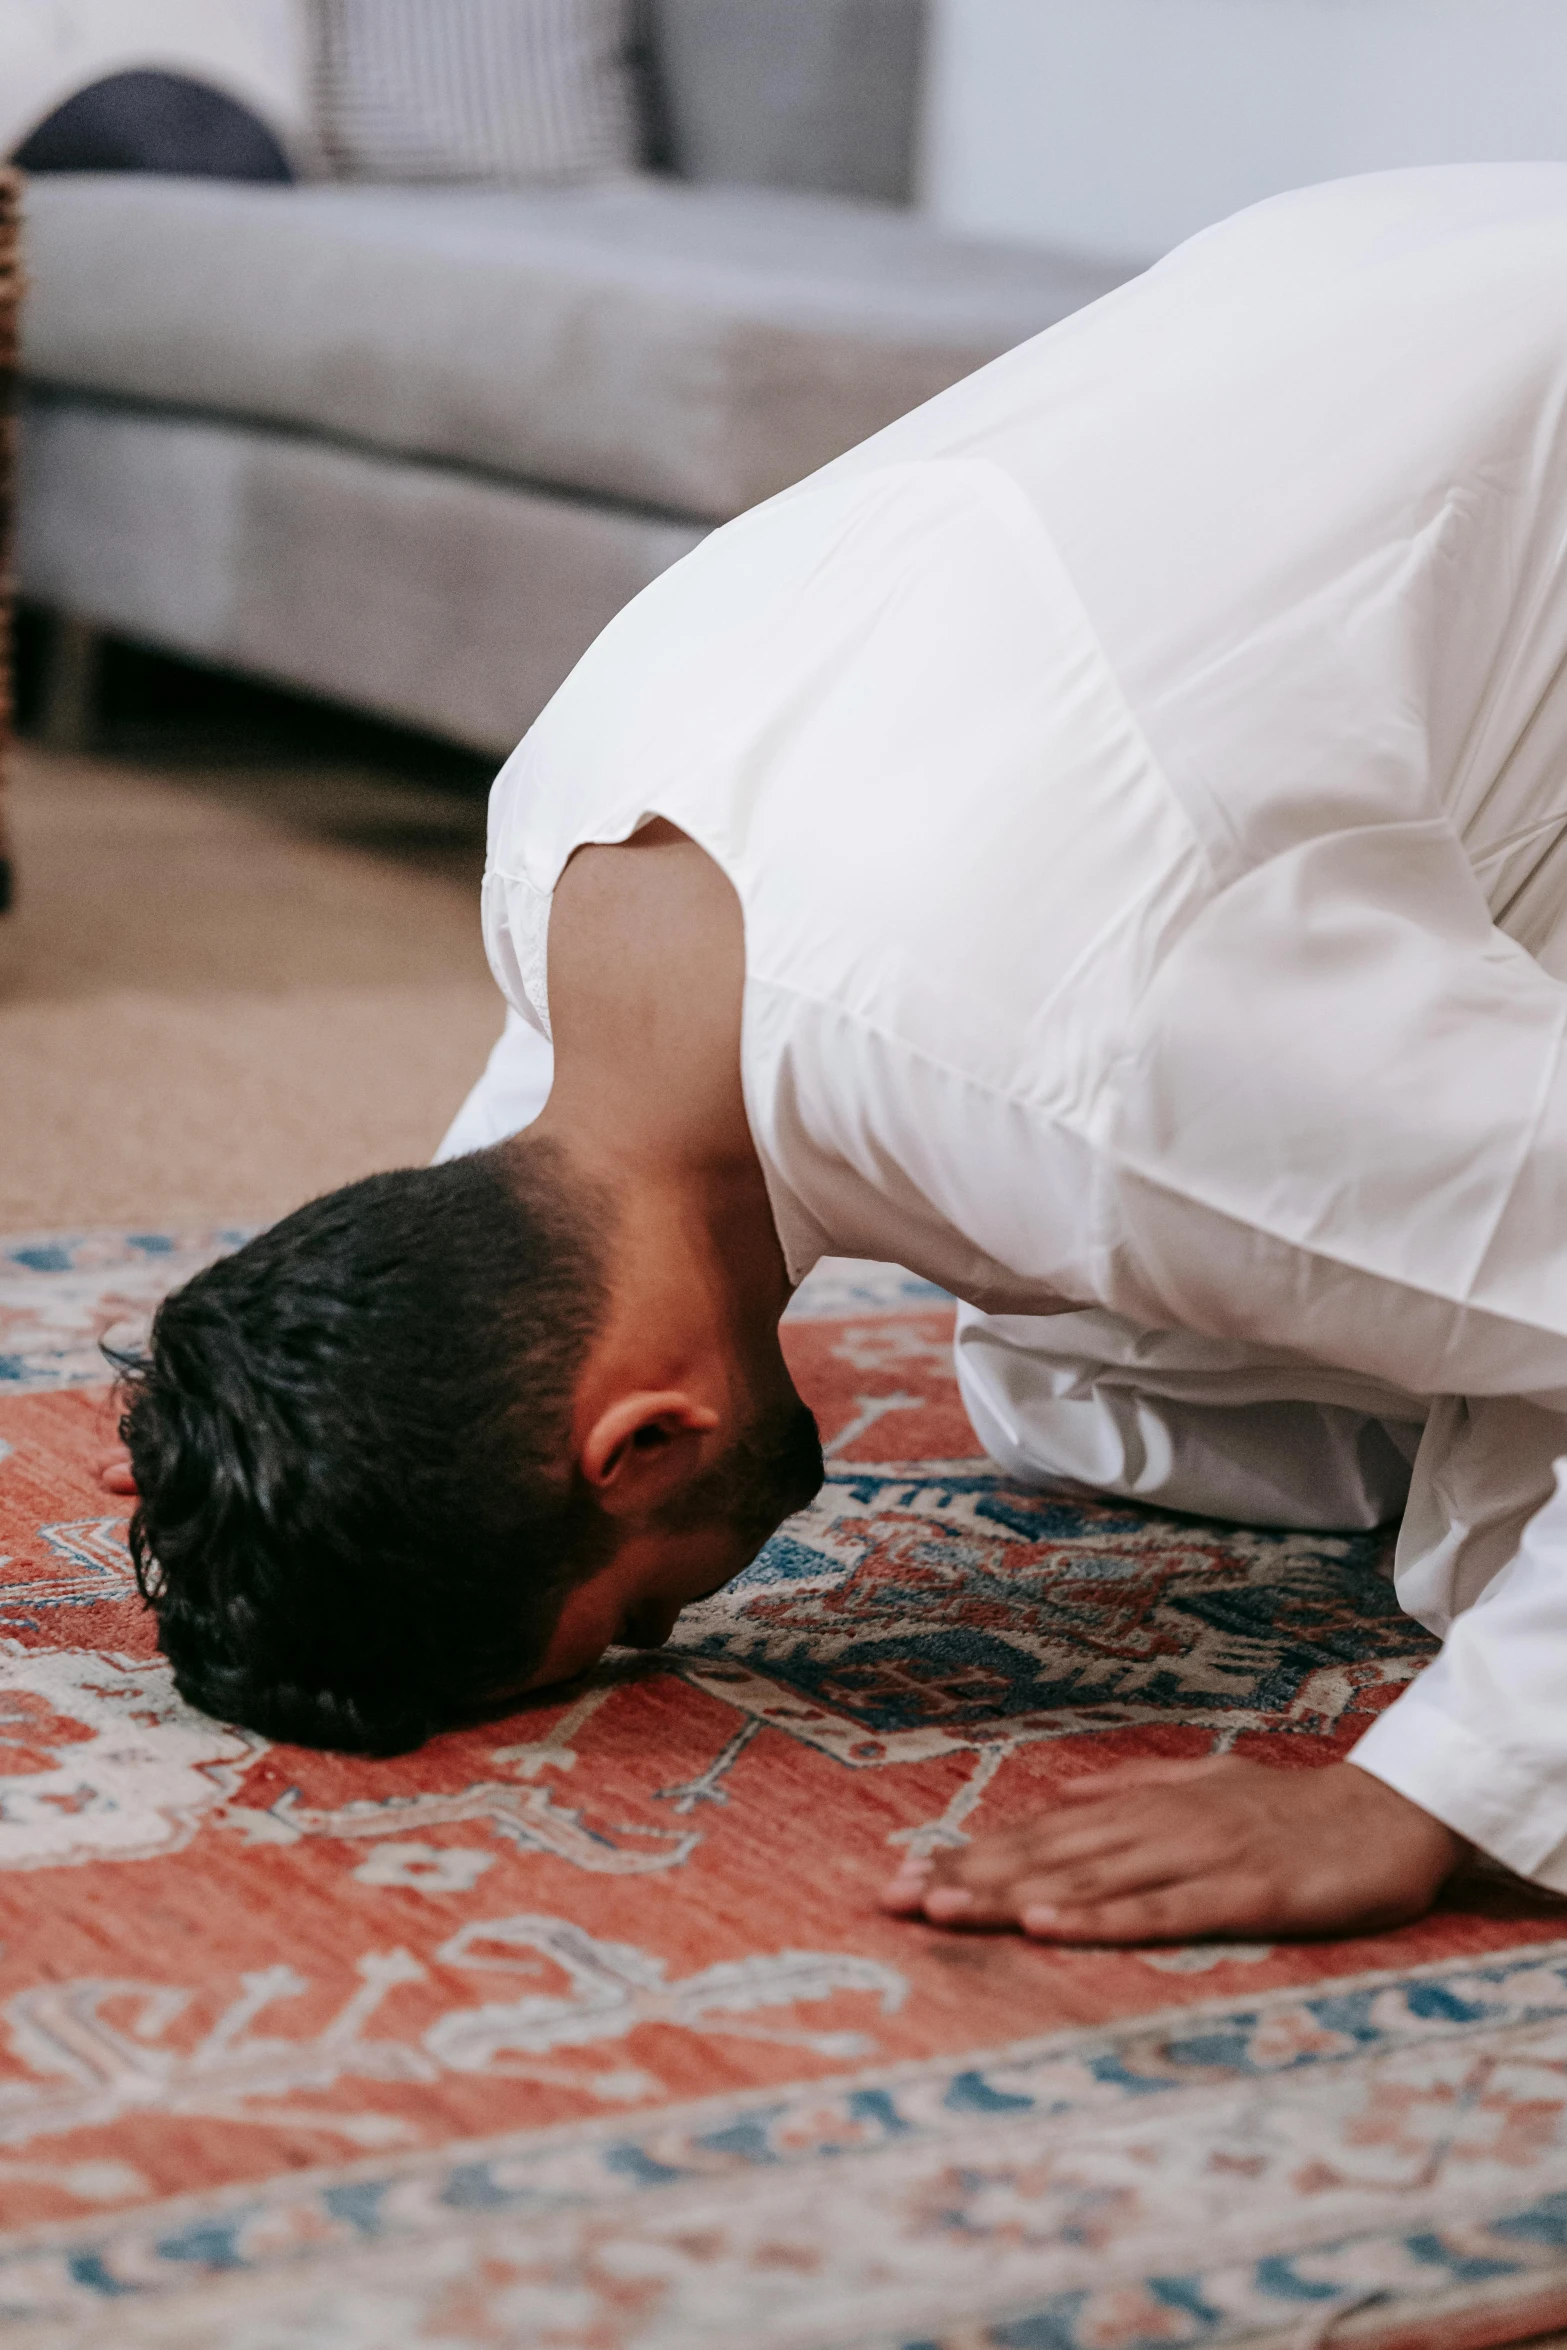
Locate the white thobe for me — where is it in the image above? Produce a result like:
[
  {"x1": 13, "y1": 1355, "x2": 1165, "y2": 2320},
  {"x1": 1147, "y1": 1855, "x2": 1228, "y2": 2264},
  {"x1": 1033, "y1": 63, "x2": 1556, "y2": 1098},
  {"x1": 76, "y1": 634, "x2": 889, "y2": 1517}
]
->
[{"x1": 469, "y1": 165, "x2": 1567, "y2": 1890}]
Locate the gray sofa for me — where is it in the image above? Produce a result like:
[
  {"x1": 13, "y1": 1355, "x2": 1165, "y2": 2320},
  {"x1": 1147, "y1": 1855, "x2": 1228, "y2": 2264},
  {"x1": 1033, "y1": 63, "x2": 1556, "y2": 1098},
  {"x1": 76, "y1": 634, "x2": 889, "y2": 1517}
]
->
[{"x1": 16, "y1": 2, "x2": 1135, "y2": 758}]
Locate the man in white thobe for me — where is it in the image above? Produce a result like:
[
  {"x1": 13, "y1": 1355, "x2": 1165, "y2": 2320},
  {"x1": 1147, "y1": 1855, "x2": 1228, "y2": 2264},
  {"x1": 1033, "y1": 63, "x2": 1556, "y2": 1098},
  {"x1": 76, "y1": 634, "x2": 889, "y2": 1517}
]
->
[{"x1": 430, "y1": 163, "x2": 1567, "y2": 1938}]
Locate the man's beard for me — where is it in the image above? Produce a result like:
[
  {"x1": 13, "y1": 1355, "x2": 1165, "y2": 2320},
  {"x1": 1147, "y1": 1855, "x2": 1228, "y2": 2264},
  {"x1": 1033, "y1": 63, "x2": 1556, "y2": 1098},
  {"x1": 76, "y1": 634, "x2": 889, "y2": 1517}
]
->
[{"x1": 656, "y1": 1397, "x2": 825, "y2": 1555}]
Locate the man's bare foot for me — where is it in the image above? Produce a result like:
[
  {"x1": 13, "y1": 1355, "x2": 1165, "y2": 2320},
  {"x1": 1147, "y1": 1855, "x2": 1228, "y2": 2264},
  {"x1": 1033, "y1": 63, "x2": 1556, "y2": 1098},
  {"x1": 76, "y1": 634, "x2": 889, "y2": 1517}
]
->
[
  {"x1": 96, "y1": 1448, "x2": 137, "y2": 1498},
  {"x1": 880, "y1": 1756, "x2": 1464, "y2": 1944}
]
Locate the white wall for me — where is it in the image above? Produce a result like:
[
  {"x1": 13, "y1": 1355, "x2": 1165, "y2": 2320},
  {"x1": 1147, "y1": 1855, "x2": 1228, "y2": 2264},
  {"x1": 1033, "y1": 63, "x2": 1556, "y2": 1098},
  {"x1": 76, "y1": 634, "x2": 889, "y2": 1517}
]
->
[{"x1": 921, "y1": 0, "x2": 1567, "y2": 260}]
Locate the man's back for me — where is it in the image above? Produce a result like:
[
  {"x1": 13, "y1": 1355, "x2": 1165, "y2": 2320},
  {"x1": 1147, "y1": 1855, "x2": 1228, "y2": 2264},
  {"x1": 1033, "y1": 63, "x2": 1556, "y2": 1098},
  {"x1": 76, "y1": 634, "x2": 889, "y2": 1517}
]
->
[{"x1": 819, "y1": 159, "x2": 1567, "y2": 959}]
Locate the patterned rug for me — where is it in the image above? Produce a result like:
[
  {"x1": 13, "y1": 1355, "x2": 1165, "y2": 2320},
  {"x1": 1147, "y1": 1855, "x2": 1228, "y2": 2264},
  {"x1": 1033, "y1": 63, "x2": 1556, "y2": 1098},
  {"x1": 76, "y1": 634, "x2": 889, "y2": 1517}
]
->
[{"x1": 4, "y1": 1231, "x2": 1567, "y2": 2350}]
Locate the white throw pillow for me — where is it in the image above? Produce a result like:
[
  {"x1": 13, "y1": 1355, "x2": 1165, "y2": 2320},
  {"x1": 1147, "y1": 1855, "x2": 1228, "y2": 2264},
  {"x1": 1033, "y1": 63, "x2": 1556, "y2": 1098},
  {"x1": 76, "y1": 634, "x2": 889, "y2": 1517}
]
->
[{"x1": 314, "y1": 0, "x2": 640, "y2": 184}]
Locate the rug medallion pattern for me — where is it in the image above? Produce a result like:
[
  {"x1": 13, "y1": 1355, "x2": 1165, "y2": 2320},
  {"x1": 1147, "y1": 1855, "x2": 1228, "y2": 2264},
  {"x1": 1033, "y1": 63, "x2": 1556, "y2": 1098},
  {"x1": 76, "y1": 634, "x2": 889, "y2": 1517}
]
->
[{"x1": 2, "y1": 1231, "x2": 1566, "y2": 2347}]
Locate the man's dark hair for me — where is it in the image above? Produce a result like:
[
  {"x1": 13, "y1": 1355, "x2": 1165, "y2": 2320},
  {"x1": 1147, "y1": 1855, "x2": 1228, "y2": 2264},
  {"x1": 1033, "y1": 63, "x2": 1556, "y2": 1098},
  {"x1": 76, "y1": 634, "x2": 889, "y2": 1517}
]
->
[{"x1": 116, "y1": 1142, "x2": 613, "y2": 1755}]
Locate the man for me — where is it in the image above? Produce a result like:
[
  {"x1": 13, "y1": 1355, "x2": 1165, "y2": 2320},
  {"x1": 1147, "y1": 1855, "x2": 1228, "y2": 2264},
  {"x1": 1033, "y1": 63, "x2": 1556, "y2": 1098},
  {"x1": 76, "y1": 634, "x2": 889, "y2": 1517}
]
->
[{"x1": 124, "y1": 164, "x2": 1567, "y2": 1947}]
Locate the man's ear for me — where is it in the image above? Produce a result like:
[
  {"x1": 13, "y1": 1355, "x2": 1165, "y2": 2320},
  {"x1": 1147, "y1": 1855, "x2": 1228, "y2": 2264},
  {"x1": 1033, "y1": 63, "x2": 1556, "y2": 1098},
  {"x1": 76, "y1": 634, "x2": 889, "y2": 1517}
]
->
[{"x1": 579, "y1": 1391, "x2": 721, "y2": 1514}]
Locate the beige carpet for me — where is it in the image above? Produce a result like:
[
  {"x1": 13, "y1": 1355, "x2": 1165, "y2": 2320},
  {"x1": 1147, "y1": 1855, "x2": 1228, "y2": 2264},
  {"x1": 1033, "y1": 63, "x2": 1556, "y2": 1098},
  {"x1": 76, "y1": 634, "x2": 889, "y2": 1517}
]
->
[{"x1": 0, "y1": 741, "x2": 504, "y2": 1229}]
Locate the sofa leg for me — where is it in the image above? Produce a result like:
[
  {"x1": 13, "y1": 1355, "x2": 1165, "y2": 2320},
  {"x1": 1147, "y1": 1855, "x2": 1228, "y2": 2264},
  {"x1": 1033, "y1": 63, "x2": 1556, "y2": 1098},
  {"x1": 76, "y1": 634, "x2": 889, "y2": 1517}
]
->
[{"x1": 36, "y1": 611, "x2": 102, "y2": 753}]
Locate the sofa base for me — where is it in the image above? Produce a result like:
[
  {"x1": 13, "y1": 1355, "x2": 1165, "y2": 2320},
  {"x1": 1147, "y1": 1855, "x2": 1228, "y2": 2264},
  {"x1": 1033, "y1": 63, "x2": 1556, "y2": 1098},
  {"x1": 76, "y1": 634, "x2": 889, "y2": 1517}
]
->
[{"x1": 18, "y1": 396, "x2": 707, "y2": 756}]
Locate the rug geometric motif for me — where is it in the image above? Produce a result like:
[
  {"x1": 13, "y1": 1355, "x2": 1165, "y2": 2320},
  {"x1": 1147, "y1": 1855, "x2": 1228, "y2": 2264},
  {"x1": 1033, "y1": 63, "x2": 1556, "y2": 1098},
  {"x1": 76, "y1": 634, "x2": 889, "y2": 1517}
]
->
[{"x1": 2, "y1": 1231, "x2": 1566, "y2": 2350}]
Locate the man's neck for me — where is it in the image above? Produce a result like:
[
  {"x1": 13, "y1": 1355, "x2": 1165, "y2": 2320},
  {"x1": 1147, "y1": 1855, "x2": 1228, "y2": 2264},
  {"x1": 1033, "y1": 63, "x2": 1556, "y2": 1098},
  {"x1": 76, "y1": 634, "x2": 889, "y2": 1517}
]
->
[{"x1": 524, "y1": 819, "x2": 792, "y2": 1332}]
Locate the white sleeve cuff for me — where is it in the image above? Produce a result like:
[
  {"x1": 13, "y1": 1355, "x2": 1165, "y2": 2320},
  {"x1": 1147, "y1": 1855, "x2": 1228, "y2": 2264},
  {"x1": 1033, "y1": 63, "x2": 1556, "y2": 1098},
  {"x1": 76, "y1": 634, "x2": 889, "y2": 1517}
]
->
[{"x1": 1349, "y1": 1685, "x2": 1567, "y2": 1892}]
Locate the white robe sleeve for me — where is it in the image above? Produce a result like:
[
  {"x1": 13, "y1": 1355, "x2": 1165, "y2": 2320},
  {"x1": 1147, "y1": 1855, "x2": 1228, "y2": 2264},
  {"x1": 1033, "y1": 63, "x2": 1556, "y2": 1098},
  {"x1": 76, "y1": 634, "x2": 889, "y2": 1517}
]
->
[
  {"x1": 433, "y1": 1007, "x2": 555, "y2": 1162},
  {"x1": 1349, "y1": 1401, "x2": 1567, "y2": 1886},
  {"x1": 1077, "y1": 812, "x2": 1567, "y2": 1885}
]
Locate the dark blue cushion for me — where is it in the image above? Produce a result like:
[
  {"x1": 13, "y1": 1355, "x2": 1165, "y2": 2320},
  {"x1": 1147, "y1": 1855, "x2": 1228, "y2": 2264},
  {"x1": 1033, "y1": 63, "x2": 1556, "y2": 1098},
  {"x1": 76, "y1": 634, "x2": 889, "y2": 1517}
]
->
[{"x1": 14, "y1": 69, "x2": 292, "y2": 181}]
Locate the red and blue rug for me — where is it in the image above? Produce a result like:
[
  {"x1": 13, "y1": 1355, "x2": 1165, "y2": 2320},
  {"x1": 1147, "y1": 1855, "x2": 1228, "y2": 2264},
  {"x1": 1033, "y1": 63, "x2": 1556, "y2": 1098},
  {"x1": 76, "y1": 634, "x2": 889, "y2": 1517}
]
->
[{"x1": 2, "y1": 1231, "x2": 1567, "y2": 2349}]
